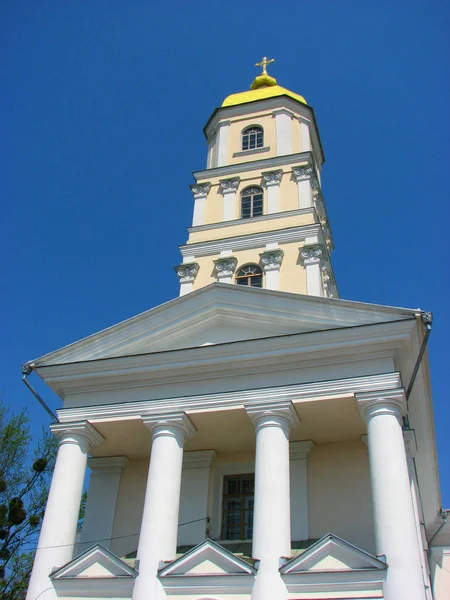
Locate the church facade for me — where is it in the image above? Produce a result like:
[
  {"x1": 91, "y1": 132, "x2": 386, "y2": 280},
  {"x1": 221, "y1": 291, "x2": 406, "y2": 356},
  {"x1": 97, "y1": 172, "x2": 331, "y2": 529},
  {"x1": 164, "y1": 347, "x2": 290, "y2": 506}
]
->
[{"x1": 25, "y1": 61, "x2": 449, "y2": 600}]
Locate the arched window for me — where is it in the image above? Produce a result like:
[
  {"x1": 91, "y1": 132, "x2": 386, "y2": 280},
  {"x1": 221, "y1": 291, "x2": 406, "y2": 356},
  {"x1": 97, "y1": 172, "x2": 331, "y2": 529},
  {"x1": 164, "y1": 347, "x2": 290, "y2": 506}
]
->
[
  {"x1": 242, "y1": 126, "x2": 263, "y2": 151},
  {"x1": 236, "y1": 264, "x2": 262, "y2": 288},
  {"x1": 241, "y1": 186, "x2": 263, "y2": 219}
]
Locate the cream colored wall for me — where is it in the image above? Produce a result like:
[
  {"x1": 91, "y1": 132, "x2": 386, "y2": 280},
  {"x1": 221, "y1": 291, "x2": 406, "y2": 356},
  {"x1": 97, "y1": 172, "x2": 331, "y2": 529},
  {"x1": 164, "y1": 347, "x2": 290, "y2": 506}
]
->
[
  {"x1": 227, "y1": 112, "x2": 276, "y2": 164},
  {"x1": 307, "y1": 441, "x2": 376, "y2": 553},
  {"x1": 191, "y1": 241, "x2": 308, "y2": 295}
]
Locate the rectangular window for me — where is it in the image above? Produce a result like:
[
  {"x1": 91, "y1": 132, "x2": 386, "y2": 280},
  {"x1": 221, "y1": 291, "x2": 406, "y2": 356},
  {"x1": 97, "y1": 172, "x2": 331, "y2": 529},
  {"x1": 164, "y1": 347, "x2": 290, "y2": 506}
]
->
[{"x1": 221, "y1": 473, "x2": 254, "y2": 540}]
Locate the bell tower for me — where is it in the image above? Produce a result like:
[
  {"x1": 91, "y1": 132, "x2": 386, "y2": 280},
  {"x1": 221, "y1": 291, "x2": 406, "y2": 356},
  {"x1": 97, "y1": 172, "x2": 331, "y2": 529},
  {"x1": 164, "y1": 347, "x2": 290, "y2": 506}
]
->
[{"x1": 175, "y1": 58, "x2": 338, "y2": 299}]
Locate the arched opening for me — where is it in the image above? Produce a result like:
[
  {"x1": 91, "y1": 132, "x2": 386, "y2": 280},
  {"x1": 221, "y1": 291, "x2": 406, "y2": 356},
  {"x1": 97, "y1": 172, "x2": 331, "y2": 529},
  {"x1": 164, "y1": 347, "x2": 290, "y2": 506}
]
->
[
  {"x1": 235, "y1": 264, "x2": 263, "y2": 288},
  {"x1": 242, "y1": 126, "x2": 263, "y2": 151}
]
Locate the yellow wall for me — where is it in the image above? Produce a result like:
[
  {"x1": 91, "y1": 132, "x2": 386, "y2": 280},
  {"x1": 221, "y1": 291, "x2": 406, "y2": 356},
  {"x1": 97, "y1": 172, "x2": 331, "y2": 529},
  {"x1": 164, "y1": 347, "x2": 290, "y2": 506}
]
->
[{"x1": 191, "y1": 241, "x2": 308, "y2": 295}]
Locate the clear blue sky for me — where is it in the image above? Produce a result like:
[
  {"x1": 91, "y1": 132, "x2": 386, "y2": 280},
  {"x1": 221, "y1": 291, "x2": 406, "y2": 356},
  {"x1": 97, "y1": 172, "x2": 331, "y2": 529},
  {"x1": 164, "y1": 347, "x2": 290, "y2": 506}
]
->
[{"x1": 2, "y1": 1, "x2": 449, "y2": 505}]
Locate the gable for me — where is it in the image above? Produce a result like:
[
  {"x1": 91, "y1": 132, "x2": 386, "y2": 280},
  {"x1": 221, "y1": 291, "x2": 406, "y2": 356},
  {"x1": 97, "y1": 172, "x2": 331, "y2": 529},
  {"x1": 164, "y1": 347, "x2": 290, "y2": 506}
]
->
[
  {"x1": 30, "y1": 283, "x2": 417, "y2": 367},
  {"x1": 51, "y1": 544, "x2": 137, "y2": 580},
  {"x1": 159, "y1": 539, "x2": 256, "y2": 577},
  {"x1": 281, "y1": 534, "x2": 386, "y2": 574}
]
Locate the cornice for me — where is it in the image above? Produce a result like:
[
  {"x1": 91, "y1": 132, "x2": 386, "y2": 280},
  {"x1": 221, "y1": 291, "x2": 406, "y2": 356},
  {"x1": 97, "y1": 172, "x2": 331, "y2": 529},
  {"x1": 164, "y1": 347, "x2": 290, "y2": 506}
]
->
[
  {"x1": 187, "y1": 207, "x2": 315, "y2": 234},
  {"x1": 181, "y1": 224, "x2": 322, "y2": 257},
  {"x1": 56, "y1": 372, "x2": 402, "y2": 424},
  {"x1": 194, "y1": 151, "x2": 313, "y2": 182}
]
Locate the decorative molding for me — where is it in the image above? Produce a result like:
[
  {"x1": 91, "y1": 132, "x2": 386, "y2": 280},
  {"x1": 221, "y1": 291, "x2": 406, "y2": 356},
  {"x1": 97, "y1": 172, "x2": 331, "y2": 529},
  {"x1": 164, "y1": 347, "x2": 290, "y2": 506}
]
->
[
  {"x1": 57, "y1": 373, "x2": 404, "y2": 424},
  {"x1": 272, "y1": 108, "x2": 295, "y2": 118},
  {"x1": 189, "y1": 182, "x2": 211, "y2": 198},
  {"x1": 245, "y1": 400, "x2": 300, "y2": 431},
  {"x1": 141, "y1": 412, "x2": 197, "y2": 439},
  {"x1": 219, "y1": 177, "x2": 240, "y2": 193},
  {"x1": 181, "y1": 224, "x2": 322, "y2": 258},
  {"x1": 213, "y1": 256, "x2": 237, "y2": 279},
  {"x1": 356, "y1": 388, "x2": 407, "y2": 423},
  {"x1": 299, "y1": 244, "x2": 326, "y2": 266},
  {"x1": 50, "y1": 421, "x2": 104, "y2": 450},
  {"x1": 260, "y1": 249, "x2": 284, "y2": 271},
  {"x1": 293, "y1": 165, "x2": 314, "y2": 182},
  {"x1": 187, "y1": 207, "x2": 315, "y2": 234},
  {"x1": 174, "y1": 262, "x2": 199, "y2": 284},
  {"x1": 321, "y1": 264, "x2": 337, "y2": 298},
  {"x1": 194, "y1": 151, "x2": 314, "y2": 181},
  {"x1": 262, "y1": 169, "x2": 283, "y2": 187},
  {"x1": 289, "y1": 440, "x2": 315, "y2": 460}
]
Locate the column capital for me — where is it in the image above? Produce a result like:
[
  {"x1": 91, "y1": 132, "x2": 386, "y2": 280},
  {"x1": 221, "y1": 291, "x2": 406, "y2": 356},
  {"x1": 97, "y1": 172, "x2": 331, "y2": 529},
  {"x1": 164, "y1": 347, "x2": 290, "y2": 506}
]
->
[
  {"x1": 87, "y1": 456, "x2": 129, "y2": 475},
  {"x1": 245, "y1": 401, "x2": 300, "y2": 433},
  {"x1": 219, "y1": 177, "x2": 240, "y2": 193},
  {"x1": 213, "y1": 256, "x2": 237, "y2": 279},
  {"x1": 190, "y1": 182, "x2": 211, "y2": 199},
  {"x1": 260, "y1": 249, "x2": 284, "y2": 272},
  {"x1": 262, "y1": 169, "x2": 283, "y2": 187},
  {"x1": 299, "y1": 243, "x2": 326, "y2": 266},
  {"x1": 272, "y1": 108, "x2": 295, "y2": 118},
  {"x1": 289, "y1": 440, "x2": 314, "y2": 460},
  {"x1": 50, "y1": 421, "x2": 104, "y2": 451},
  {"x1": 174, "y1": 262, "x2": 199, "y2": 284},
  {"x1": 183, "y1": 450, "x2": 217, "y2": 470},
  {"x1": 142, "y1": 412, "x2": 197, "y2": 441},
  {"x1": 356, "y1": 388, "x2": 407, "y2": 424},
  {"x1": 292, "y1": 164, "x2": 315, "y2": 182}
]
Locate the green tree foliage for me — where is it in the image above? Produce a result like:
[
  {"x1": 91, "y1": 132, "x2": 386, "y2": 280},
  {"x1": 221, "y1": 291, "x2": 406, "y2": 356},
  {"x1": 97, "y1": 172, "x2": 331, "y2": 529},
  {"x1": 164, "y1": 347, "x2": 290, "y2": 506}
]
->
[{"x1": 0, "y1": 403, "x2": 57, "y2": 600}]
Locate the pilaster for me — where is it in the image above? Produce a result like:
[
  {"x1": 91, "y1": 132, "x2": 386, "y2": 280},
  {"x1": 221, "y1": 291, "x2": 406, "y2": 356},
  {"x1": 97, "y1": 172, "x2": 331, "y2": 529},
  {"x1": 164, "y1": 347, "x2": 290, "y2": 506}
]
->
[
  {"x1": 190, "y1": 182, "x2": 211, "y2": 226},
  {"x1": 262, "y1": 169, "x2": 282, "y2": 214},
  {"x1": 219, "y1": 176, "x2": 240, "y2": 221},
  {"x1": 273, "y1": 108, "x2": 293, "y2": 156},
  {"x1": 290, "y1": 441, "x2": 314, "y2": 541},
  {"x1": 299, "y1": 243, "x2": 326, "y2": 297},
  {"x1": 260, "y1": 247, "x2": 284, "y2": 291}
]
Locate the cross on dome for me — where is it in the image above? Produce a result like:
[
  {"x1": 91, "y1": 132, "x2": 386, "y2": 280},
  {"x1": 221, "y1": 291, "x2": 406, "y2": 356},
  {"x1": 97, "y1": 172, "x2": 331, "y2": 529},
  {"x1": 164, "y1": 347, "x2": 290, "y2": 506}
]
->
[{"x1": 255, "y1": 56, "x2": 275, "y2": 76}]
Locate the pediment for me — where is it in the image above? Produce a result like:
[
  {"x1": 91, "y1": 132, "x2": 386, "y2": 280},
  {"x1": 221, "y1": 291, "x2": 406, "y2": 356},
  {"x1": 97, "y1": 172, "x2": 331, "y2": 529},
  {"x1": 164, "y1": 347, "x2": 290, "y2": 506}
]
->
[
  {"x1": 280, "y1": 534, "x2": 386, "y2": 574},
  {"x1": 51, "y1": 544, "x2": 137, "y2": 580},
  {"x1": 159, "y1": 539, "x2": 256, "y2": 577},
  {"x1": 30, "y1": 283, "x2": 417, "y2": 367}
]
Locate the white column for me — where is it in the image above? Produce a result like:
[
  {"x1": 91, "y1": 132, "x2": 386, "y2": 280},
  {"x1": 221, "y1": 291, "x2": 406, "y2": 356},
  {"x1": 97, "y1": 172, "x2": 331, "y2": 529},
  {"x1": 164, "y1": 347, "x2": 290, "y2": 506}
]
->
[
  {"x1": 132, "y1": 413, "x2": 196, "y2": 600},
  {"x1": 178, "y1": 450, "x2": 216, "y2": 546},
  {"x1": 299, "y1": 244, "x2": 326, "y2": 297},
  {"x1": 273, "y1": 109, "x2": 293, "y2": 156},
  {"x1": 219, "y1": 177, "x2": 240, "y2": 221},
  {"x1": 190, "y1": 182, "x2": 211, "y2": 226},
  {"x1": 174, "y1": 262, "x2": 199, "y2": 296},
  {"x1": 80, "y1": 456, "x2": 129, "y2": 551},
  {"x1": 26, "y1": 422, "x2": 103, "y2": 600},
  {"x1": 213, "y1": 254, "x2": 237, "y2": 284},
  {"x1": 260, "y1": 246, "x2": 284, "y2": 291},
  {"x1": 293, "y1": 165, "x2": 314, "y2": 209},
  {"x1": 215, "y1": 120, "x2": 230, "y2": 167},
  {"x1": 357, "y1": 390, "x2": 427, "y2": 600},
  {"x1": 262, "y1": 169, "x2": 282, "y2": 214},
  {"x1": 245, "y1": 401, "x2": 300, "y2": 600},
  {"x1": 289, "y1": 441, "x2": 314, "y2": 541},
  {"x1": 300, "y1": 119, "x2": 311, "y2": 152}
]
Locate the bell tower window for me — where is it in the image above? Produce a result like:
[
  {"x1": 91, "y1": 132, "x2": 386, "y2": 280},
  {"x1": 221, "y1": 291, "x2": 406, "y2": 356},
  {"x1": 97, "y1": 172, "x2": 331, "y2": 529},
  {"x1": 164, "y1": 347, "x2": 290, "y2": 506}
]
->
[
  {"x1": 235, "y1": 264, "x2": 263, "y2": 288},
  {"x1": 241, "y1": 186, "x2": 263, "y2": 219},
  {"x1": 242, "y1": 126, "x2": 263, "y2": 151}
]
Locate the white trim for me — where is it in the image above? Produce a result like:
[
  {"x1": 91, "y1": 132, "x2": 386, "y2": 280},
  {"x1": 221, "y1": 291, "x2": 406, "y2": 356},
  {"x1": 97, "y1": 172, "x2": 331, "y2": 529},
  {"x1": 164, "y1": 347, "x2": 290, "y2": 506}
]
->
[
  {"x1": 181, "y1": 224, "x2": 322, "y2": 257},
  {"x1": 274, "y1": 108, "x2": 293, "y2": 155},
  {"x1": 188, "y1": 207, "x2": 315, "y2": 233},
  {"x1": 215, "y1": 120, "x2": 230, "y2": 167},
  {"x1": 56, "y1": 372, "x2": 403, "y2": 424}
]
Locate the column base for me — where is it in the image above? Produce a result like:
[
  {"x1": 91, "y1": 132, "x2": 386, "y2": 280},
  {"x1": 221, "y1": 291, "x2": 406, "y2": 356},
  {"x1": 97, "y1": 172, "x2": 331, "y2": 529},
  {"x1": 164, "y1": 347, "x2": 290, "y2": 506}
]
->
[{"x1": 252, "y1": 563, "x2": 288, "y2": 600}]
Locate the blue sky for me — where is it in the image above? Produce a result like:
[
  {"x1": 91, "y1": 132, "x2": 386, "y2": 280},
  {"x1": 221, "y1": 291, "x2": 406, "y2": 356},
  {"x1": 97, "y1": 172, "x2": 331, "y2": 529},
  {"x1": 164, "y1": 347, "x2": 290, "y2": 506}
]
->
[{"x1": 2, "y1": 1, "x2": 449, "y2": 506}]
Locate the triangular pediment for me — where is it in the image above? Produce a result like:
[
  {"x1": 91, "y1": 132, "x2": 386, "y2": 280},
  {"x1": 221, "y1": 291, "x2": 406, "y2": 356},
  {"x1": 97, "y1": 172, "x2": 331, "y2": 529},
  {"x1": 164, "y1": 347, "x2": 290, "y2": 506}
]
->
[
  {"x1": 29, "y1": 283, "x2": 417, "y2": 368},
  {"x1": 280, "y1": 534, "x2": 386, "y2": 574},
  {"x1": 159, "y1": 539, "x2": 256, "y2": 577},
  {"x1": 51, "y1": 544, "x2": 137, "y2": 580}
]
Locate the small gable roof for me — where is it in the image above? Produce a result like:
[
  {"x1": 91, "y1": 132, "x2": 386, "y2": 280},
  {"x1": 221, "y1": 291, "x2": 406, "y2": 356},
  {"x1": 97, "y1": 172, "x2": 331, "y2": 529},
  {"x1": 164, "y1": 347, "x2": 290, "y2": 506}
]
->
[
  {"x1": 51, "y1": 544, "x2": 137, "y2": 580},
  {"x1": 159, "y1": 538, "x2": 256, "y2": 577},
  {"x1": 280, "y1": 533, "x2": 387, "y2": 574}
]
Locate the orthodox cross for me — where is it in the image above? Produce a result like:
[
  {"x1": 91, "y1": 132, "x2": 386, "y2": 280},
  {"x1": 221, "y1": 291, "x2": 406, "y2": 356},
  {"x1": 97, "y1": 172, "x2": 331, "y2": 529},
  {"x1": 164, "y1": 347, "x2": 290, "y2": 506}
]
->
[{"x1": 255, "y1": 56, "x2": 275, "y2": 75}]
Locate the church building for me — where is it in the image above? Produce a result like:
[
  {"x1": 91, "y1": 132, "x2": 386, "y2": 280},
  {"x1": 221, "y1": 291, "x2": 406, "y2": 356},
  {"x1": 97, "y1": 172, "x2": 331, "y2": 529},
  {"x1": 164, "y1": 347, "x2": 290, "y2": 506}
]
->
[{"x1": 24, "y1": 59, "x2": 449, "y2": 600}]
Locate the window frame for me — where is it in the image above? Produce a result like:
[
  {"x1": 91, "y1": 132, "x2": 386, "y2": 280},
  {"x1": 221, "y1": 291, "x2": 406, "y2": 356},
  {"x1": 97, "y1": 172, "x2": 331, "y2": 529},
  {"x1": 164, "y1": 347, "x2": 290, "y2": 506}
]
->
[
  {"x1": 241, "y1": 126, "x2": 264, "y2": 152},
  {"x1": 235, "y1": 264, "x2": 263, "y2": 288},
  {"x1": 221, "y1": 473, "x2": 255, "y2": 541},
  {"x1": 240, "y1": 186, "x2": 264, "y2": 219}
]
